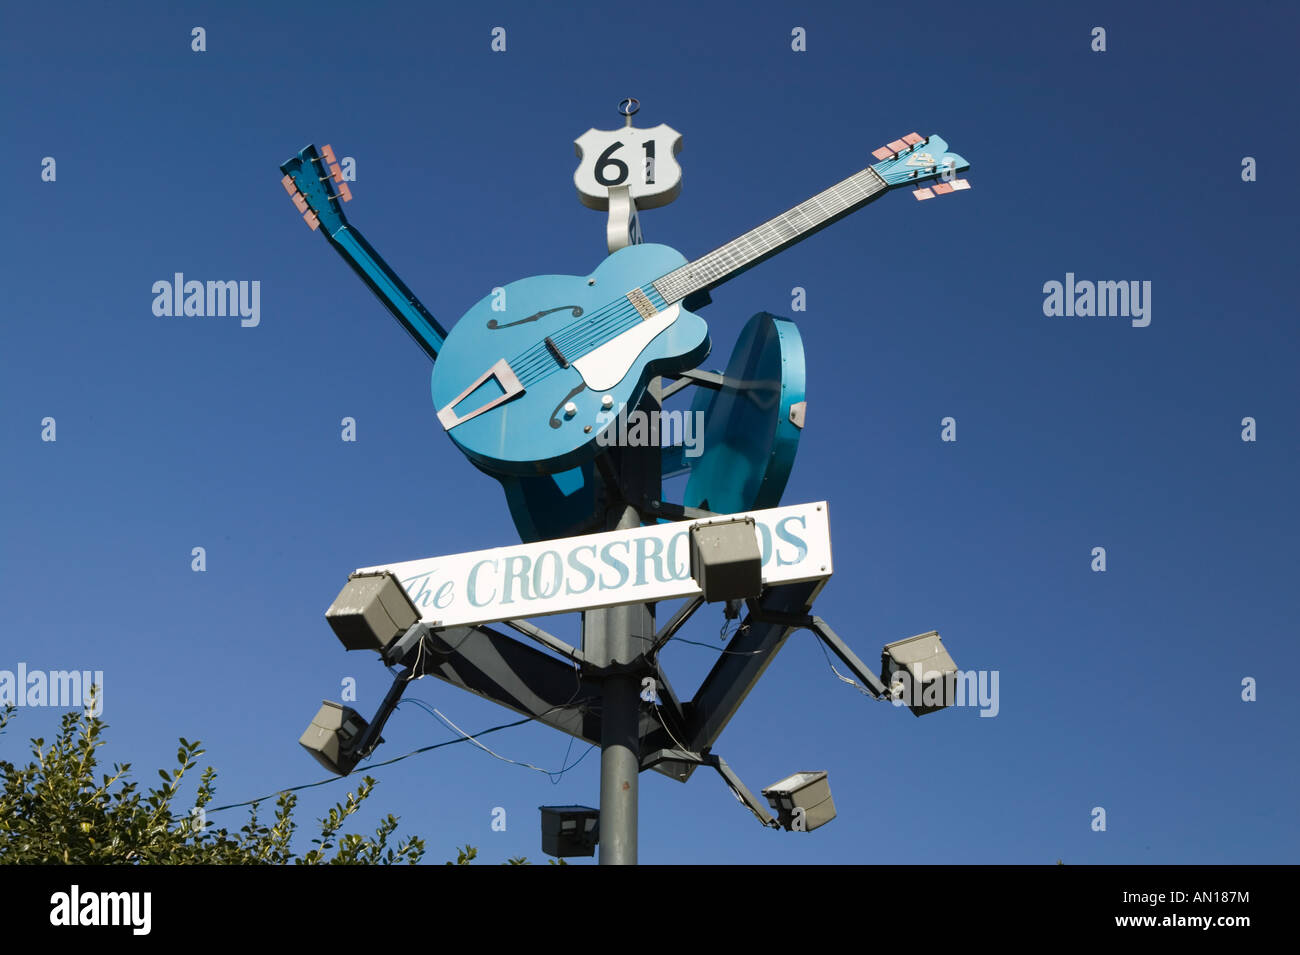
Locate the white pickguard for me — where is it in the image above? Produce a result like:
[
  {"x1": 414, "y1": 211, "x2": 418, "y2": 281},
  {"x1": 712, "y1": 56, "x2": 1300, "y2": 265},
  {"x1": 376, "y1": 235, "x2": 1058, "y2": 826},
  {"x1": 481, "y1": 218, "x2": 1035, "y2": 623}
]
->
[{"x1": 571, "y1": 303, "x2": 680, "y2": 392}]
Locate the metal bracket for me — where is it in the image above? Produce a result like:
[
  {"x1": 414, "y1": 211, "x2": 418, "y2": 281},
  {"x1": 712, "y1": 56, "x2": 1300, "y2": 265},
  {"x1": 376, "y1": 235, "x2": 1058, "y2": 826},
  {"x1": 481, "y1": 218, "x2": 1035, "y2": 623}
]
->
[
  {"x1": 649, "y1": 595, "x2": 705, "y2": 655},
  {"x1": 384, "y1": 621, "x2": 433, "y2": 667},
  {"x1": 642, "y1": 749, "x2": 776, "y2": 828},
  {"x1": 637, "y1": 498, "x2": 719, "y2": 523},
  {"x1": 746, "y1": 607, "x2": 891, "y2": 699},
  {"x1": 659, "y1": 367, "x2": 725, "y2": 401},
  {"x1": 708, "y1": 755, "x2": 779, "y2": 828},
  {"x1": 350, "y1": 665, "x2": 415, "y2": 761},
  {"x1": 501, "y1": 618, "x2": 586, "y2": 666}
]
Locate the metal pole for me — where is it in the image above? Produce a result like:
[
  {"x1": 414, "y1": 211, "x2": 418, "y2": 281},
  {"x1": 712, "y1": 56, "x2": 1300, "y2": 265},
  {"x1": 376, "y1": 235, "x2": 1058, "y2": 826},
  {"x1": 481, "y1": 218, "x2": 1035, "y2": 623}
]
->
[
  {"x1": 592, "y1": 384, "x2": 661, "y2": 865},
  {"x1": 595, "y1": 502, "x2": 644, "y2": 865}
]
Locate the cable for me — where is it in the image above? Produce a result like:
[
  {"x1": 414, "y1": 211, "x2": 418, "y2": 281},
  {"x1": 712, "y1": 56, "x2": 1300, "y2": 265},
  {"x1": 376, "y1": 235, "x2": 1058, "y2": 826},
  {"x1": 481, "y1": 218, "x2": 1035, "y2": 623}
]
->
[
  {"x1": 648, "y1": 701, "x2": 692, "y2": 755},
  {"x1": 551, "y1": 739, "x2": 597, "y2": 782},
  {"x1": 670, "y1": 634, "x2": 759, "y2": 657},
  {"x1": 718, "y1": 773, "x2": 776, "y2": 828},
  {"x1": 814, "y1": 634, "x2": 883, "y2": 700},
  {"x1": 396, "y1": 697, "x2": 594, "y2": 780},
  {"x1": 197, "y1": 715, "x2": 537, "y2": 817},
  {"x1": 196, "y1": 674, "x2": 596, "y2": 819},
  {"x1": 405, "y1": 636, "x2": 426, "y2": 681},
  {"x1": 552, "y1": 734, "x2": 577, "y2": 787},
  {"x1": 666, "y1": 634, "x2": 768, "y2": 655}
]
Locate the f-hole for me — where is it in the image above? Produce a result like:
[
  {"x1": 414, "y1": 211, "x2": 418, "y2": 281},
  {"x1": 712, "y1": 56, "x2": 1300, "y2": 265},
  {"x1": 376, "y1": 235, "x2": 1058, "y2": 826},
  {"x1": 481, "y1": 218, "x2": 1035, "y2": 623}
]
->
[{"x1": 488, "y1": 304, "x2": 583, "y2": 330}]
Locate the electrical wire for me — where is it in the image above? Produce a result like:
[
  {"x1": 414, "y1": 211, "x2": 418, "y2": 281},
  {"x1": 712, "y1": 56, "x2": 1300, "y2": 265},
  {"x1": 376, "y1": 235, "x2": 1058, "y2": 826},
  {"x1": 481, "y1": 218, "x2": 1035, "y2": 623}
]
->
[
  {"x1": 396, "y1": 697, "x2": 594, "y2": 780},
  {"x1": 649, "y1": 701, "x2": 691, "y2": 755},
  {"x1": 196, "y1": 714, "x2": 537, "y2": 817},
  {"x1": 666, "y1": 634, "x2": 767, "y2": 655},
  {"x1": 551, "y1": 734, "x2": 586, "y2": 786},
  {"x1": 191, "y1": 614, "x2": 877, "y2": 822},
  {"x1": 195, "y1": 672, "x2": 596, "y2": 818},
  {"x1": 814, "y1": 634, "x2": 883, "y2": 699},
  {"x1": 405, "y1": 636, "x2": 426, "y2": 681}
]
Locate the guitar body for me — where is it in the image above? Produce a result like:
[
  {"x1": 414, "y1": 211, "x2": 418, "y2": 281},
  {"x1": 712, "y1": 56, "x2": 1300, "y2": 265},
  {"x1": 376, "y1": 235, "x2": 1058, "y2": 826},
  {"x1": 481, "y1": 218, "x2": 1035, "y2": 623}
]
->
[{"x1": 431, "y1": 243, "x2": 711, "y2": 476}]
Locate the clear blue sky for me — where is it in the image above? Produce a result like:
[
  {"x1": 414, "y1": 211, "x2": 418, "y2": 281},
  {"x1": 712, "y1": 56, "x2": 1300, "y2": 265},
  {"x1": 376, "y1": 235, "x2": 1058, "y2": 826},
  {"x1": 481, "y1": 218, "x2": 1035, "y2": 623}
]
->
[{"x1": 2, "y1": 0, "x2": 1296, "y2": 864}]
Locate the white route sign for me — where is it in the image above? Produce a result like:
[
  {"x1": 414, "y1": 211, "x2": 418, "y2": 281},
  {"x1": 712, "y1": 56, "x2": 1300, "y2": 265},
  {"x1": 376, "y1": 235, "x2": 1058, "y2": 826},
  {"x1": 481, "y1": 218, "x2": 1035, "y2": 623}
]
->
[
  {"x1": 355, "y1": 501, "x2": 832, "y2": 629},
  {"x1": 574, "y1": 123, "x2": 683, "y2": 211}
]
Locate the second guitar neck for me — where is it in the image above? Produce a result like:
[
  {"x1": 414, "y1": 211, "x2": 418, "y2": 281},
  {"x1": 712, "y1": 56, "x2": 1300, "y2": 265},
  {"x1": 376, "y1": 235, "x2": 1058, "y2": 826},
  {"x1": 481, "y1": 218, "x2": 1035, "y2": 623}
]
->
[{"x1": 323, "y1": 221, "x2": 447, "y2": 363}]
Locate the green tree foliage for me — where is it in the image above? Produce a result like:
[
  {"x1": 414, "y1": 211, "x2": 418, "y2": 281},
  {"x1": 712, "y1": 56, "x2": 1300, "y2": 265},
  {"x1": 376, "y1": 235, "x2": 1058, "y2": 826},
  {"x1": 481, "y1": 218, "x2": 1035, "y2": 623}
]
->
[{"x1": 0, "y1": 698, "x2": 432, "y2": 864}]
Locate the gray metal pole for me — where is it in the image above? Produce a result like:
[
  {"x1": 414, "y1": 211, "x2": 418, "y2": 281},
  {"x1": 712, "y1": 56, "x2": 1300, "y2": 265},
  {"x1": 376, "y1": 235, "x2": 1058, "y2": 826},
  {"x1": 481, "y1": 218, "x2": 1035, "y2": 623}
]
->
[
  {"x1": 595, "y1": 502, "x2": 646, "y2": 865},
  {"x1": 591, "y1": 384, "x2": 662, "y2": 865}
]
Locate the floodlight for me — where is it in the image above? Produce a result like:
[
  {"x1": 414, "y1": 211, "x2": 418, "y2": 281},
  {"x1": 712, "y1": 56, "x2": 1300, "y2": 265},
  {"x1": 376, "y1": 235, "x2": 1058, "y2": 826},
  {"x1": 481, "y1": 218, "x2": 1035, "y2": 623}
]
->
[
  {"x1": 881, "y1": 630, "x2": 958, "y2": 717},
  {"x1": 298, "y1": 700, "x2": 379, "y2": 776},
  {"x1": 762, "y1": 771, "x2": 835, "y2": 831},
  {"x1": 688, "y1": 516, "x2": 762, "y2": 602},
  {"x1": 540, "y1": 805, "x2": 599, "y2": 857},
  {"x1": 325, "y1": 570, "x2": 420, "y2": 653}
]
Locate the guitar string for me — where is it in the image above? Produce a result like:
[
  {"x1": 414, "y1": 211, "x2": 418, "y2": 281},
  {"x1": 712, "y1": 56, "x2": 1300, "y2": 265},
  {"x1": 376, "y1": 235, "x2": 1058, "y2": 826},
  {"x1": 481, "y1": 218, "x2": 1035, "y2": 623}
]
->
[
  {"x1": 547, "y1": 171, "x2": 885, "y2": 353},
  {"x1": 510, "y1": 282, "x2": 668, "y2": 381},
  {"x1": 656, "y1": 170, "x2": 886, "y2": 302},
  {"x1": 505, "y1": 303, "x2": 624, "y2": 376},
  {"x1": 508, "y1": 297, "x2": 639, "y2": 381},
  {"x1": 664, "y1": 168, "x2": 889, "y2": 299},
  {"x1": 501, "y1": 167, "x2": 892, "y2": 388},
  {"x1": 511, "y1": 289, "x2": 640, "y2": 366},
  {"x1": 508, "y1": 297, "x2": 645, "y2": 386},
  {"x1": 526, "y1": 301, "x2": 645, "y2": 385}
]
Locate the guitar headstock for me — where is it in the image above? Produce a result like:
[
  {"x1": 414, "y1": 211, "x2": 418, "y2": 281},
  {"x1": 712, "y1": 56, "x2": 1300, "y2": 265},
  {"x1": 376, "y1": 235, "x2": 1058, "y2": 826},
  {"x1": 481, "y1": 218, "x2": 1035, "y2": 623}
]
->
[
  {"x1": 870, "y1": 133, "x2": 972, "y2": 200},
  {"x1": 279, "y1": 143, "x2": 353, "y2": 232}
]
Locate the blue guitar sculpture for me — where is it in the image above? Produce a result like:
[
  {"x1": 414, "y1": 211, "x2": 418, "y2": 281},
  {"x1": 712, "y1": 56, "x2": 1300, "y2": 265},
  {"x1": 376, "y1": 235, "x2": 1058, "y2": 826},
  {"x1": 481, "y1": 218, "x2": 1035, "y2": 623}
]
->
[
  {"x1": 431, "y1": 242, "x2": 709, "y2": 476},
  {"x1": 280, "y1": 133, "x2": 970, "y2": 529},
  {"x1": 430, "y1": 132, "x2": 969, "y2": 476}
]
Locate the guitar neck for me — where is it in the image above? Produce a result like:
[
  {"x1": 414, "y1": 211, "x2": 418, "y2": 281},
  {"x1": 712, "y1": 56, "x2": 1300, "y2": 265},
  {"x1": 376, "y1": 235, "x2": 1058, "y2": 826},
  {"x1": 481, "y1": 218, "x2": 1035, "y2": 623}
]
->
[
  {"x1": 323, "y1": 221, "x2": 448, "y2": 362},
  {"x1": 652, "y1": 165, "x2": 890, "y2": 305}
]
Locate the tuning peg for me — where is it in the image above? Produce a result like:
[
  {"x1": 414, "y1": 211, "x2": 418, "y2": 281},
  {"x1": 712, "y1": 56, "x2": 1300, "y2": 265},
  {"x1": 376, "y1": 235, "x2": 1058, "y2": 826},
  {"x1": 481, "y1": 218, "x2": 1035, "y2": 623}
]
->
[
  {"x1": 281, "y1": 174, "x2": 298, "y2": 196},
  {"x1": 303, "y1": 210, "x2": 320, "y2": 231},
  {"x1": 320, "y1": 144, "x2": 337, "y2": 165},
  {"x1": 329, "y1": 162, "x2": 344, "y2": 184},
  {"x1": 885, "y1": 139, "x2": 908, "y2": 155},
  {"x1": 291, "y1": 192, "x2": 309, "y2": 213},
  {"x1": 872, "y1": 145, "x2": 896, "y2": 161},
  {"x1": 337, "y1": 182, "x2": 353, "y2": 202},
  {"x1": 902, "y1": 132, "x2": 926, "y2": 146},
  {"x1": 933, "y1": 179, "x2": 973, "y2": 195},
  {"x1": 916, "y1": 179, "x2": 971, "y2": 200}
]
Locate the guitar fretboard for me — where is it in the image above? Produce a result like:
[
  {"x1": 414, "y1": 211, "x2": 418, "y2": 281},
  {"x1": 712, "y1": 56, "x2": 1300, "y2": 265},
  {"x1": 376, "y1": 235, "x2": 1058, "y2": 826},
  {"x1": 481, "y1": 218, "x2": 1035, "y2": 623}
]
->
[{"x1": 653, "y1": 165, "x2": 889, "y2": 304}]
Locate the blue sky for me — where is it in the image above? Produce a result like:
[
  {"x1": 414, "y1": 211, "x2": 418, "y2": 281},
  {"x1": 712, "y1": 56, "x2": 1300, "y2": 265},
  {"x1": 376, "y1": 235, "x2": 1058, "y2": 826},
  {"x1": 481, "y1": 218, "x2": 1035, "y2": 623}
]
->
[{"x1": 2, "y1": 0, "x2": 1297, "y2": 864}]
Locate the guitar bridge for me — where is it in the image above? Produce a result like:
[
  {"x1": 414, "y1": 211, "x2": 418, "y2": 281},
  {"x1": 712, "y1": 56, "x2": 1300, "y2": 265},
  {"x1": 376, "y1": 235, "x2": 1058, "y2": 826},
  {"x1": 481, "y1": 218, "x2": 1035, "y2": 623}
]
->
[
  {"x1": 437, "y1": 358, "x2": 525, "y2": 431},
  {"x1": 626, "y1": 287, "x2": 658, "y2": 320}
]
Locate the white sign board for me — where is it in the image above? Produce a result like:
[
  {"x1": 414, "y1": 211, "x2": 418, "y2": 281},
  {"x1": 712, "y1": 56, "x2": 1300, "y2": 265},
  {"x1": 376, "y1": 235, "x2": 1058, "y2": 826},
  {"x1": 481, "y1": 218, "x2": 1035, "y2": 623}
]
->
[
  {"x1": 355, "y1": 502, "x2": 832, "y2": 629},
  {"x1": 574, "y1": 123, "x2": 683, "y2": 211}
]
